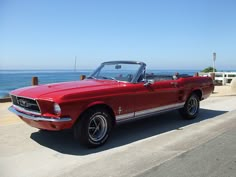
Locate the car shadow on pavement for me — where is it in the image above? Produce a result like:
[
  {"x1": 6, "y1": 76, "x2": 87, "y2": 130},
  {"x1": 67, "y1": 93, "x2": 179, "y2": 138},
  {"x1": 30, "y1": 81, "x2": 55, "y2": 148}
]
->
[{"x1": 30, "y1": 108, "x2": 227, "y2": 155}]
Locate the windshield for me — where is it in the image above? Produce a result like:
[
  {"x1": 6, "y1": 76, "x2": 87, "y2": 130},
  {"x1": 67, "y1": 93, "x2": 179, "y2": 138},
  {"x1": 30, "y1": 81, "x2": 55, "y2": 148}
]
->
[{"x1": 89, "y1": 62, "x2": 143, "y2": 82}]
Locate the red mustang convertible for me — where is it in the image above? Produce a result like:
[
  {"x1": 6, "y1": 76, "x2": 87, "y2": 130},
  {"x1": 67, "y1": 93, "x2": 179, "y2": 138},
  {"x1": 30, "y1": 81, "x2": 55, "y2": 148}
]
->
[{"x1": 9, "y1": 61, "x2": 214, "y2": 147}]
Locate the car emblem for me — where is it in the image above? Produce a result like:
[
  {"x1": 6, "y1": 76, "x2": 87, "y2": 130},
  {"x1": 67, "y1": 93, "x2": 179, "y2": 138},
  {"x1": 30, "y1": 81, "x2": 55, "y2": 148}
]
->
[{"x1": 18, "y1": 99, "x2": 30, "y2": 108}]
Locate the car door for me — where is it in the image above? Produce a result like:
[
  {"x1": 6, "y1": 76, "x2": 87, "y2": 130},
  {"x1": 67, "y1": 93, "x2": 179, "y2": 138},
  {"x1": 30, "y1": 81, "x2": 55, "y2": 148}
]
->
[{"x1": 134, "y1": 79, "x2": 183, "y2": 117}]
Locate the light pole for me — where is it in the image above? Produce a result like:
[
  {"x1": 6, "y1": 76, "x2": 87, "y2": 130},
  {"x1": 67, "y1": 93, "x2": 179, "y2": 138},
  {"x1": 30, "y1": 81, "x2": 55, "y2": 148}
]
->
[
  {"x1": 74, "y1": 56, "x2": 77, "y2": 72},
  {"x1": 213, "y1": 52, "x2": 216, "y2": 73}
]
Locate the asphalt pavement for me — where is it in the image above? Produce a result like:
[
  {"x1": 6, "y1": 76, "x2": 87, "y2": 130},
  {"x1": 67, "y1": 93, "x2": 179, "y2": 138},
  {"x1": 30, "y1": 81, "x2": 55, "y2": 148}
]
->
[
  {"x1": 0, "y1": 95, "x2": 236, "y2": 177},
  {"x1": 136, "y1": 126, "x2": 236, "y2": 177}
]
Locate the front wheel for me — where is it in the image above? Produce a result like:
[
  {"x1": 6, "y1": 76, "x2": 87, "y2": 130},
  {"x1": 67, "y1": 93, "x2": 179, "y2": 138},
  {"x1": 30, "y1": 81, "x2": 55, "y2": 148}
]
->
[
  {"x1": 179, "y1": 93, "x2": 200, "y2": 119},
  {"x1": 74, "y1": 108, "x2": 112, "y2": 148}
]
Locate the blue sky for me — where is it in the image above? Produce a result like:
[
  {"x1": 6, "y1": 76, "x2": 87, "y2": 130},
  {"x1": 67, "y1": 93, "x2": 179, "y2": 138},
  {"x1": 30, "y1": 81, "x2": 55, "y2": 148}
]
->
[{"x1": 1, "y1": 0, "x2": 236, "y2": 70}]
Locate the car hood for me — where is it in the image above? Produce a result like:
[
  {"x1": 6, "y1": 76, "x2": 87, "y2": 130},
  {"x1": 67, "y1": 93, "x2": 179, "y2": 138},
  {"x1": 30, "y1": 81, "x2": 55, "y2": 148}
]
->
[{"x1": 10, "y1": 79, "x2": 123, "y2": 101}]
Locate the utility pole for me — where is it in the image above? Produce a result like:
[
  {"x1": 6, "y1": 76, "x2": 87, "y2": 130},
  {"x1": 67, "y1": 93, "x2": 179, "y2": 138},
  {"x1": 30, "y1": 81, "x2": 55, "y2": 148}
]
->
[{"x1": 213, "y1": 52, "x2": 216, "y2": 73}]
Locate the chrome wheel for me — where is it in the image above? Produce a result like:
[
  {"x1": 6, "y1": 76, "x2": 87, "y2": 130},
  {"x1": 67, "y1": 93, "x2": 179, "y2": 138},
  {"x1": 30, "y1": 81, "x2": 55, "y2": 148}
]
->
[
  {"x1": 187, "y1": 96, "x2": 199, "y2": 115},
  {"x1": 74, "y1": 108, "x2": 112, "y2": 148},
  {"x1": 179, "y1": 93, "x2": 200, "y2": 120},
  {"x1": 88, "y1": 115, "x2": 108, "y2": 142}
]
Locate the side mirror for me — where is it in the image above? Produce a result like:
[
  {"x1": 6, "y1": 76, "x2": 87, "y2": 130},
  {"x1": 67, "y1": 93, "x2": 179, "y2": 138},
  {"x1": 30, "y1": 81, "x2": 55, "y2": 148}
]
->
[{"x1": 144, "y1": 79, "x2": 154, "y2": 86}]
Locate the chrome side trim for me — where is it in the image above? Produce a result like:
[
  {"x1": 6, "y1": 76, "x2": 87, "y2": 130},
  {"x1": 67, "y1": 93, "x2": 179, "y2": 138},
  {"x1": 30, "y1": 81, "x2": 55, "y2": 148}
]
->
[
  {"x1": 135, "y1": 102, "x2": 185, "y2": 117},
  {"x1": 8, "y1": 106, "x2": 72, "y2": 122},
  {"x1": 116, "y1": 112, "x2": 134, "y2": 121},
  {"x1": 116, "y1": 102, "x2": 184, "y2": 123}
]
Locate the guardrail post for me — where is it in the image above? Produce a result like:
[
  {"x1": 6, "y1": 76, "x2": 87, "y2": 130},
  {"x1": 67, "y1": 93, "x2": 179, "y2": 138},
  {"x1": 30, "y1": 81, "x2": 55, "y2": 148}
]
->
[
  {"x1": 210, "y1": 72, "x2": 216, "y2": 85},
  {"x1": 222, "y1": 73, "x2": 226, "y2": 85},
  {"x1": 210, "y1": 72, "x2": 215, "y2": 80},
  {"x1": 32, "y1": 77, "x2": 38, "y2": 85},
  {"x1": 80, "y1": 75, "x2": 86, "y2": 80}
]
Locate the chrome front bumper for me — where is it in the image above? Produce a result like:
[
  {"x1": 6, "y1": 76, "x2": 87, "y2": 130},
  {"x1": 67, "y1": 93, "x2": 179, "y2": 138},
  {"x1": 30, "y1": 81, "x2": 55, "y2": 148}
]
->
[{"x1": 8, "y1": 106, "x2": 72, "y2": 122}]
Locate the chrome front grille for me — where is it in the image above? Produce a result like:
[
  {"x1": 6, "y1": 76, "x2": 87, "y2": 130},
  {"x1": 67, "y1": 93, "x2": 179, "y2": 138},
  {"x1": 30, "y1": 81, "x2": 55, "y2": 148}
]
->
[{"x1": 11, "y1": 95, "x2": 41, "y2": 114}]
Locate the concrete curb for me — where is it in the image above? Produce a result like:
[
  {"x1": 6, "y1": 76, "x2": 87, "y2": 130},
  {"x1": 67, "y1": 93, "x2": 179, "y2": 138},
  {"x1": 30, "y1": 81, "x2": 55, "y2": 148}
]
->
[{"x1": 211, "y1": 92, "x2": 236, "y2": 97}]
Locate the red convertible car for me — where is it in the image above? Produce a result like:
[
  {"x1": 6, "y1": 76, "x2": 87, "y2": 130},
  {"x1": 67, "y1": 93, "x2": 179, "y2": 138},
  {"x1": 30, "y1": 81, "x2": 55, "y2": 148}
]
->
[{"x1": 9, "y1": 61, "x2": 214, "y2": 148}]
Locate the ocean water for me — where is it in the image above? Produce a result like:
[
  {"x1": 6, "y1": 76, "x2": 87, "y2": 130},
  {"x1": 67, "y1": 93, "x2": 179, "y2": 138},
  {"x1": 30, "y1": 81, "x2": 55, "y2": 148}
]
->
[
  {"x1": 0, "y1": 70, "x2": 91, "y2": 98},
  {"x1": 0, "y1": 69, "x2": 198, "y2": 98}
]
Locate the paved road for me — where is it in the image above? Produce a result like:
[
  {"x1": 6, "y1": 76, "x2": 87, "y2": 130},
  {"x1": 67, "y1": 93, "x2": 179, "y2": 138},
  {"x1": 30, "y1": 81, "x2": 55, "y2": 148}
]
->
[
  {"x1": 136, "y1": 128, "x2": 236, "y2": 177},
  {"x1": 0, "y1": 96, "x2": 236, "y2": 177}
]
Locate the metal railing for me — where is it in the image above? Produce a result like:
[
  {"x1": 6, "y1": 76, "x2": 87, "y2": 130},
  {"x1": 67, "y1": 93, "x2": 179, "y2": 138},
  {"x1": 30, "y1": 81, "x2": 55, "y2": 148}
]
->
[{"x1": 199, "y1": 72, "x2": 236, "y2": 85}]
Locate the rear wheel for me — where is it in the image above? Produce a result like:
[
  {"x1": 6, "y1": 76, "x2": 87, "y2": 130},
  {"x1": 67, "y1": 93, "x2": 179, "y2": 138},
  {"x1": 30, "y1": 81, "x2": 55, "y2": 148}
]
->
[
  {"x1": 179, "y1": 93, "x2": 200, "y2": 119},
  {"x1": 74, "y1": 108, "x2": 112, "y2": 148}
]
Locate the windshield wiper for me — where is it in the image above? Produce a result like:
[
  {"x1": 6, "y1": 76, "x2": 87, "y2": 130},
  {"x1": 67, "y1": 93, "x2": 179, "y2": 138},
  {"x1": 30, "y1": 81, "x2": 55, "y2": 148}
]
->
[
  {"x1": 101, "y1": 76, "x2": 117, "y2": 81},
  {"x1": 87, "y1": 76, "x2": 97, "y2": 79}
]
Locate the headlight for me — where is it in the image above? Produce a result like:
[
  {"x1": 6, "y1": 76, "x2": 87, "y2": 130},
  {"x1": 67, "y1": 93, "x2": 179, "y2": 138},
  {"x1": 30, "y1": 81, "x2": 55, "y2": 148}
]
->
[{"x1": 53, "y1": 103, "x2": 61, "y2": 115}]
